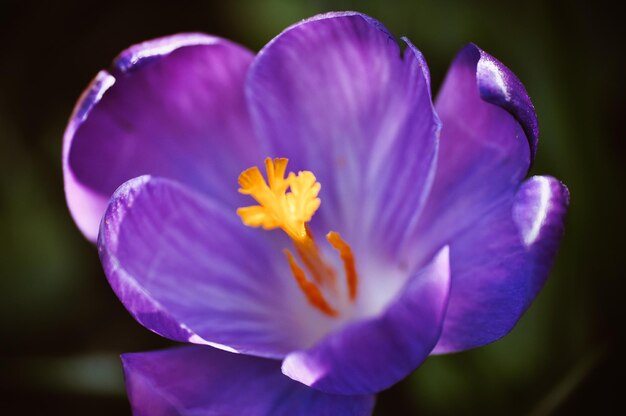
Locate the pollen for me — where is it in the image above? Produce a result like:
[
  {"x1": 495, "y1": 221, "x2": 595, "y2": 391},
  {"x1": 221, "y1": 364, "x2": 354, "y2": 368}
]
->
[
  {"x1": 237, "y1": 158, "x2": 360, "y2": 318},
  {"x1": 237, "y1": 158, "x2": 320, "y2": 241}
]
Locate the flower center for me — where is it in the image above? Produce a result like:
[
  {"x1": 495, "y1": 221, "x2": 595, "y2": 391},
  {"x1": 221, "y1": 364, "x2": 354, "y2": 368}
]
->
[{"x1": 237, "y1": 158, "x2": 358, "y2": 317}]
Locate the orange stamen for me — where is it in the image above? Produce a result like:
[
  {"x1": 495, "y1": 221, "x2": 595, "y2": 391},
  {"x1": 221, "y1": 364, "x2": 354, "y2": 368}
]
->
[
  {"x1": 295, "y1": 241, "x2": 327, "y2": 285},
  {"x1": 327, "y1": 232, "x2": 358, "y2": 301},
  {"x1": 284, "y1": 250, "x2": 337, "y2": 317},
  {"x1": 294, "y1": 233, "x2": 337, "y2": 289}
]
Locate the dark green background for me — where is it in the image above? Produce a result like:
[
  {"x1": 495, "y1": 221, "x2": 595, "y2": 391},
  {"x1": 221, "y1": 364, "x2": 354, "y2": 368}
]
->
[{"x1": 1, "y1": 0, "x2": 623, "y2": 414}]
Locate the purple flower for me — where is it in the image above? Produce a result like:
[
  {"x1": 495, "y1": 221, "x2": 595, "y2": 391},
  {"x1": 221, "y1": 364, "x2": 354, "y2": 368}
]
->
[{"x1": 63, "y1": 11, "x2": 569, "y2": 415}]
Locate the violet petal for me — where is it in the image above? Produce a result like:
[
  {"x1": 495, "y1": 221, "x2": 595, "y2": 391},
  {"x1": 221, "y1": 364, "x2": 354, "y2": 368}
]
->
[
  {"x1": 64, "y1": 33, "x2": 259, "y2": 242},
  {"x1": 406, "y1": 44, "x2": 533, "y2": 269},
  {"x1": 99, "y1": 176, "x2": 337, "y2": 359},
  {"x1": 122, "y1": 346, "x2": 375, "y2": 416},
  {"x1": 433, "y1": 176, "x2": 568, "y2": 353},
  {"x1": 246, "y1": 12, "x2": 440, "y2": 258},
  {"x1": 404, "y1": 43, "x2": 565, "y2": 353}
]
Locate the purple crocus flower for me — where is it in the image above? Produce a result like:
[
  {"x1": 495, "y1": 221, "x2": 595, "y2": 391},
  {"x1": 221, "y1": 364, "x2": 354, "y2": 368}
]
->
[{"x1": 63, "y1": 11, "x2": 568, "y2": 415}]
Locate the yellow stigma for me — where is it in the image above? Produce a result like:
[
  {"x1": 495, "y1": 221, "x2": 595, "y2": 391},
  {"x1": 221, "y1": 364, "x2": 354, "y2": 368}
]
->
[{"x1": 237, "y1": 158, "x2": 321, "y2": 241}]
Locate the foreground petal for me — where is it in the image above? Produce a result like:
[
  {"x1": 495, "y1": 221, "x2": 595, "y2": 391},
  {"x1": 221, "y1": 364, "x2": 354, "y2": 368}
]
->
[
  {"x1": 282, "y1": 247, "x2": 450, "y2": 395},
  {"x1": 99, "y1": 176, "x2": 336, "y2": 359},
  {"x1": 433, "y1": 177, "x2": 569, "y2": 354},
  {"x1": 64, "y1": 33, "x2": 258, "y2": 241},
  {"x1": 123, "y1": 346, "x2": 375, "y2": 416},
  {"x1": 247, "y1": 12, "x2": 440, "y2": 258}
]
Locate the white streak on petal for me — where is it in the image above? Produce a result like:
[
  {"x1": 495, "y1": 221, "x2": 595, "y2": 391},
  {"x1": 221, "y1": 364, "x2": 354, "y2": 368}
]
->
[
  {"x1": 515, "y1": 176, "x2": 551, "y2": 247},
  {"x1": 185, "y1": 328, "x2": 239, "y2": 353},
  {"x1": 479, "y1": 58, "x2": 511, "y2": 101},
  {"x1": 116, "y1": 34, "x2": 220, "y2": 72}
]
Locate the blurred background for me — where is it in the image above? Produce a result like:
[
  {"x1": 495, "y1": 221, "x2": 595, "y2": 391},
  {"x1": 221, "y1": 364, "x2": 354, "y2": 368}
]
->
[{"x1": 1, "y1": 0, "x2": 623, "y2": 414}]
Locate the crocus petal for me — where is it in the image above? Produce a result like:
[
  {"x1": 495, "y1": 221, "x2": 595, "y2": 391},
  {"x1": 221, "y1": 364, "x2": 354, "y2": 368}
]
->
[
  {"x1": 122, "y1": 346, "x2": 375, "y2": 416},
  {"x1": 400, "y1": 43, "x2": 564, "y2": 353},
  {"x1": 99, "y1": 176, "x2": 337, "y2": 359},
  {"x1": 282, "y1": 247, "x2": 450, "y2": 395},
  {"x1": 405, "y1": 43, "x2": 535, "y2": 268},
  {"x1": 432, "y1": 176, "x2": 568, "y2": 354},
  {"x1": 64, "y1": 33, "x2": 259, "y2": 242},
  {"x1": 247, "y1": 12, "x2": 440, "y2": 258}
]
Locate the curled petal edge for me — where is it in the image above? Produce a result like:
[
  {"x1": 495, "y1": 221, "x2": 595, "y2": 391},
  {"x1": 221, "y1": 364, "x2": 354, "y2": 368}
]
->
[{"x1": 470, "y1": 43, "x2": 539, "y2": 162}]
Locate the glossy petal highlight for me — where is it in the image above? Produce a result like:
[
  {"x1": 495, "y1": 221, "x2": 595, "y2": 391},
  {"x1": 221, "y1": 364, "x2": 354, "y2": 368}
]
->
[{"x1": 474, "y1": 45, "x2": 539, "y2": 161}]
